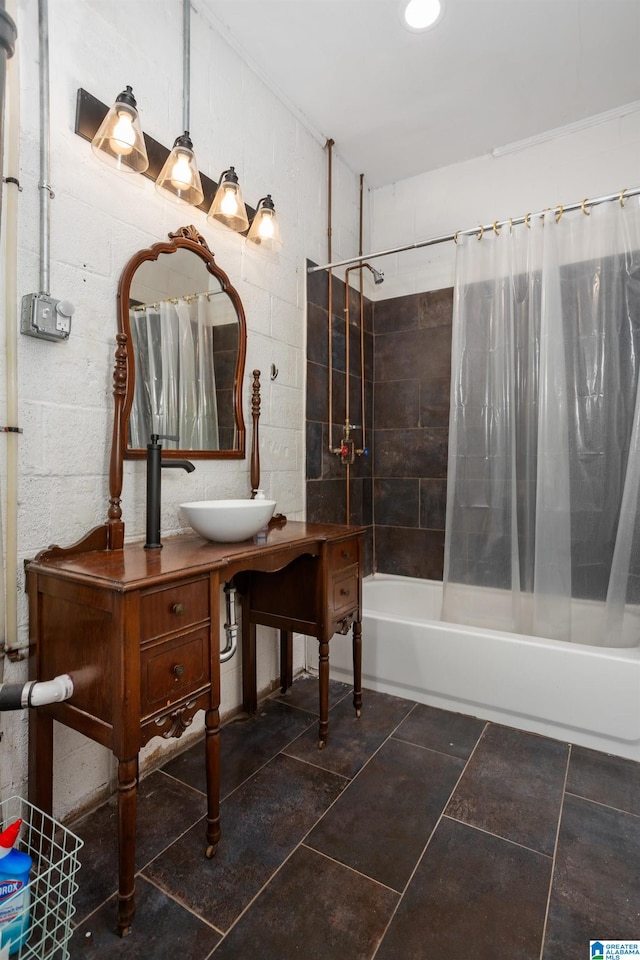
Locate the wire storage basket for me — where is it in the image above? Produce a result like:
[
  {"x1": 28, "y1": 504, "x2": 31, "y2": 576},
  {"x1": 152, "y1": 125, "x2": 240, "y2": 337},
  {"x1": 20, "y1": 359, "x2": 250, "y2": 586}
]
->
[{"x1": 0, "y1": 796, "x2": 83, "y2": 960}]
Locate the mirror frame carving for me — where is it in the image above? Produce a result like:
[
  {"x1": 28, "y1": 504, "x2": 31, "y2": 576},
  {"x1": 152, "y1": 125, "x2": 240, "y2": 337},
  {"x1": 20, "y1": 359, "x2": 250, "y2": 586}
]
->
[{"x1": 108, "y1": 226, "x2": 247, "y2": 544}]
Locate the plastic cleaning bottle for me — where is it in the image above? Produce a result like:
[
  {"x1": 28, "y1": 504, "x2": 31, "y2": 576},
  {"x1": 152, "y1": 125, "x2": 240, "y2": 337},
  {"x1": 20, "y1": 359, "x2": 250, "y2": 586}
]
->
[{"x1": 0, "y1": 819, "x2": 32, "y2": 955}]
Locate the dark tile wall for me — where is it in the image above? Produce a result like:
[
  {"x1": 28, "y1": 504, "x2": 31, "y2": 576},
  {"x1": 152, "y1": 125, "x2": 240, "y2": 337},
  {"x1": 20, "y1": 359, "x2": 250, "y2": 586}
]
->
[
  {"x1": 373, "y1": 288, "x2": 452, "y2": 579},
  {"x1": 305, "y1": 264, "x2": 453, "y2": 580},
  {"x1": 306, "y1": 262, "x2": 374, "y2": 575}
]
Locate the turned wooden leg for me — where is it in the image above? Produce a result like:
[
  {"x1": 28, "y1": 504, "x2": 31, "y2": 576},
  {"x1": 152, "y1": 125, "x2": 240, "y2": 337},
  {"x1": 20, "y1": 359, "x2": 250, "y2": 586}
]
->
[
  {"x1": 280, "y1": 629, "x2": 293, "y2": 693},
  {"x1": 116, "y1": 756, "x2": 138, "y2": 937},
  {"x1": 204, "y1": 707, "x2": 221, "y2": 858},
  {"x1": 318, "y1": 638, "x2": 329, "y2": 748},
  {"x1": 28, "y1": 709, "x2": 54, "y2": 814},
  {"x1": 352, "y1": 620, "x2": 362, "y2": 718}
]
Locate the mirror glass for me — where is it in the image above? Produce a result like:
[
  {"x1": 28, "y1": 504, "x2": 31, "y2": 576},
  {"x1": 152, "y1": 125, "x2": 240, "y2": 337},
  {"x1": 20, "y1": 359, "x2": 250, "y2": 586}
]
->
[{"x1": 117, "y1": 227, "x2": 246, "y2": 459}]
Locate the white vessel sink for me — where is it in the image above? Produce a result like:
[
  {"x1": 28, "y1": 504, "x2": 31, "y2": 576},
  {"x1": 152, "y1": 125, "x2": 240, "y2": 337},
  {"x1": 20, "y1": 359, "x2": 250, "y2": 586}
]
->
[{"x1": 181, "y1": 499, "x2": 276, "y2": 542}]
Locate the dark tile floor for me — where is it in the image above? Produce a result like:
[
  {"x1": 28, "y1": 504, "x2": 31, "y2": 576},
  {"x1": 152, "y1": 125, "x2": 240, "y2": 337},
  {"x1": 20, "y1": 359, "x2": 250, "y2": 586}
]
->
[{"x1": 66, "y1": 677, "x2": 640, "y2": 959}]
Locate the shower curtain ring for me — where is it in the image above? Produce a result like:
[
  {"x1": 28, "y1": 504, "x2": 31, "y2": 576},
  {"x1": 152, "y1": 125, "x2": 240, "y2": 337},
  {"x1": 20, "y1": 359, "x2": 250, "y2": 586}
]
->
[
  {"x1": 477, "y1": 224, "x2": 484, "y2": 241},
  {"x1": 453, "y1": 230, "x2": 459, "y2": 244},
  {"x1": 524, "y1": 213, "x2": 531, "y2": 228},
  {"x1": 581, "y1": 198, "x2": 591, "y2": 216},
  {"x1": 620, "y1": 188, "x2": 627, "y2": 207},
  {"x1": 509, "y1": 217, "x2": 513, "y2": 233},
  {"x1": 492, "y1": 221, "x2": 500, "y2": 236},
  {"x1": 555, "y1": 204, "x2": 563, "y2": 223}
]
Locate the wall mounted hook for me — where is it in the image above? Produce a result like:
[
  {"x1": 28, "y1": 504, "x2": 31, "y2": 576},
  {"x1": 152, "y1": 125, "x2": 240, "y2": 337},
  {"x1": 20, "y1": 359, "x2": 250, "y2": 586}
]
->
[{"x1": 270, "y1": 364, "x2": 278, "y2": 381}]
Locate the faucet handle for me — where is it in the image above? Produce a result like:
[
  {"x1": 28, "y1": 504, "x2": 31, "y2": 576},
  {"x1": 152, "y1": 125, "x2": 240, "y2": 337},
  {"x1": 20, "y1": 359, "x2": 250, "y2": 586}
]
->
[{"x1": 155, "y1": 433, "x2": 179, "y2": 444}]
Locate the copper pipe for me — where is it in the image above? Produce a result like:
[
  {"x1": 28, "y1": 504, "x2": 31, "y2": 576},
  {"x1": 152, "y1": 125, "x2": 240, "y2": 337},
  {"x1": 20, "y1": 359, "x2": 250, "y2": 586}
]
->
[
  {"x1": 345, "y1": 259, "x2": 377, "y2": 447},
  {"x1": 346, "y1": 461, "x2": 350, "y2": 527},
  {"x1": 326, "y1": 138, "x2": 336, "y2": 456},
  {"x1": 358, "y1": 174, "x2": 366, "y2": 456}
]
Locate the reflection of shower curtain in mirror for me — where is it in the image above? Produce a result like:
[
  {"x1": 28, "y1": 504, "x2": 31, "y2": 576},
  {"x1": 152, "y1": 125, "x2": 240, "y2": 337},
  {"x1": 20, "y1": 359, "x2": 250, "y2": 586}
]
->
[
  {"x1": 442, "y1": 199, "x2": 640, "y2": 648},
  {"x1": 128, "y1": 295, "x2": 220, "y2": 450}
]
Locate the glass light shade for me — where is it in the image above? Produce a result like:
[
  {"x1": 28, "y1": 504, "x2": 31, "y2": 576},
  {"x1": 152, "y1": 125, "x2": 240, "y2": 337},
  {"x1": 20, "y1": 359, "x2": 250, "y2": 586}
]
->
[
  {"x1": 207, "y1": 167, "x2": 249, "y2": 232},
  {"x1": 247, "y1": 195, "x2": 283, "y2": 250},
  {"x1": 155, "y1": 132, "x2": 204, "y2": 206},
  {"x1": 91, "y1": 86, "x2": 149, "y2": 173}
]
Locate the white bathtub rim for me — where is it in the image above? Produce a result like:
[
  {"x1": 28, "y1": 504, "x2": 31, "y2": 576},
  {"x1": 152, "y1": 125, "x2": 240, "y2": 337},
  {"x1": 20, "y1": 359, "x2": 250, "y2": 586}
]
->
[
  {"x1": 362, "y1": 573, "x2": 640, "y2": 660},
  {"x1": 319, "y1": 573, "x2": 640, "y2": 761}
]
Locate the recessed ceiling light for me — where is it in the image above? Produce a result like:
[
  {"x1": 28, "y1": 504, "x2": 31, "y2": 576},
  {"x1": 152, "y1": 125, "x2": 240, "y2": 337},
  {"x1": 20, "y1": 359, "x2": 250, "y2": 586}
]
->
[{"x1": 401, "y1": 0, "x2": 443, "y2": 32}]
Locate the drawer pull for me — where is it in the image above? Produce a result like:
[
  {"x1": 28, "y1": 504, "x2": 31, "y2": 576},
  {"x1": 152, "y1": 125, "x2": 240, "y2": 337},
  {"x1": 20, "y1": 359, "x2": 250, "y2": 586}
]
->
[
  {"x1": 172, "y1": 603, "x2": 184, "y2": 616},
  {"x1": 340, "y1": 587, "x2": 351, "y2": 597},
  {"x1": 341, "y1": 550, "x2": 351, "y2": 560},
  {"x1": 173, "y1": 663, "x2": 186, "y2": 680}
]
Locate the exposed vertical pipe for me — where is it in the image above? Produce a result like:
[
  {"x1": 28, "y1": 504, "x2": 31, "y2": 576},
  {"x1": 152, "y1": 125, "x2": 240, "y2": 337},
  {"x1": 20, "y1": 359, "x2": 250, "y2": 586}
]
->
[
  {"x1": 342, "y1": 176, "x2": 368, "y2": 526},
  {"x1": 182, "y1": 0, "x2": 190, "y2": 132},
  {"x1": 358, "y1": 174, "x2": 366, "y2": 457},
  {"x1": 326, "y1": 139, "x2": 335, "y2": 457},
  {"x1": 0, "y1": 0, "x2": 17, "y2": 228},
  {"x1": 37, "y1": 0, "x2": 51, "y2": 295},
  {"x1": 3, "y1": 0, "x2": 18, "y2": 659}
]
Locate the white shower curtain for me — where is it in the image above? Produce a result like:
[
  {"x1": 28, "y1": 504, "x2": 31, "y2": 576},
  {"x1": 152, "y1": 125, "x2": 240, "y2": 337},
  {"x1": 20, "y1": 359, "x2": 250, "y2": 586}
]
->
[
  {"x1": 128, "y1": 295, "x2": 220, "y2": 450},
  {"x1": 442, "y1": 198, "x2": 640, "y2": 648}
]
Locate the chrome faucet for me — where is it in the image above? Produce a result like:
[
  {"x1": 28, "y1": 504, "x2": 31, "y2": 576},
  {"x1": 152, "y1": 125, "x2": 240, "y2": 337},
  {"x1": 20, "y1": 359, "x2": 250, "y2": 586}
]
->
[{"x1": 145, "y1": 434, "x2": 195, "y2": 550}]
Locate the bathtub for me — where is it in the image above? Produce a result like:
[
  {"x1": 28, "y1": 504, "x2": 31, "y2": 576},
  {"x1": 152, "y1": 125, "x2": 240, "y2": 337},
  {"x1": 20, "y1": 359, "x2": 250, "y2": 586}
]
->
[{"x1": 326, "y1": 574, "x2": 640, "y2": 761}]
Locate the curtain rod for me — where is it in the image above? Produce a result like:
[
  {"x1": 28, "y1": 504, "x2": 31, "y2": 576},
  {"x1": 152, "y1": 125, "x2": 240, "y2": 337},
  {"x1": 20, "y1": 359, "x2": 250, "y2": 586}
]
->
[{"x1": 307, "y1": 185, "x2": 640, "y2": 275}]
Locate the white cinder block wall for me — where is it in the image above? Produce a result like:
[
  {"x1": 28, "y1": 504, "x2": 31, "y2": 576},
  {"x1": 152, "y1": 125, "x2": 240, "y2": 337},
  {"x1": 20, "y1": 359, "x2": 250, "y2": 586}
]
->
[
  {"x1": 371, "y1": 108, "x2": 640, "y2": 297},
  {"x1": 0, "y1": 0, "x2": 363, "y2": 819}
]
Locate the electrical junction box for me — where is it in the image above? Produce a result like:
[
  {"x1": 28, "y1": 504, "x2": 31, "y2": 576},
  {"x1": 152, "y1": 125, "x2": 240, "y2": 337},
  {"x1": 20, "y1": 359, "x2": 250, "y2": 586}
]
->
[{"x1": 21, "y1": 293, "x2": 74, "y2": 341}]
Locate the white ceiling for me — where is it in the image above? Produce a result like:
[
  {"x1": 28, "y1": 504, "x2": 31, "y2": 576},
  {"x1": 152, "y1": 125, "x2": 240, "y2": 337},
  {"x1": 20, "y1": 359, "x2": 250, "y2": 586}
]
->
[{"x1": 202, "y1": 0, "x2": 640, "y2": 189}]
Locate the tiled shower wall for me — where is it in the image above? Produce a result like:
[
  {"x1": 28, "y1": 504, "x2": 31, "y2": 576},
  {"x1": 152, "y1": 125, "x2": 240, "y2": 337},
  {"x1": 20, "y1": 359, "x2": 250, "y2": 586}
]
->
[
  {"x1": 306, "y1": 267, "x2": 453, "y2": 580},
  {"x1": 373, "y1": 287, "x2": 452, "y2": 579}
]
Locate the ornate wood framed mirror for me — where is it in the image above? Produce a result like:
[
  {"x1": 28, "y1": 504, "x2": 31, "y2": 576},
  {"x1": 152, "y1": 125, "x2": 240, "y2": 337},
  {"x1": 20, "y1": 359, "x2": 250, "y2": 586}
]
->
[
  {"x1": 107, "y1": 226, "x2": 247, "y2": 547},
  {"x1": 115, "y1": 225, "x2": 247, "y2": 461}
]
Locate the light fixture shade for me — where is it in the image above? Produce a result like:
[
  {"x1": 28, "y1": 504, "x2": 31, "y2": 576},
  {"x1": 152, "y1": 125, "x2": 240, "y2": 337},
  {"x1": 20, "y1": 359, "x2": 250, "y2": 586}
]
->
[
  {"x1": 207, "y1": 167, "x2": 250, "y2": 232},
  {"x1": 247, "y1": 195, "x2": 283, "y2": 250},
  {"x1": 155, "y1": 132, "x2": 204, "y2": 206},
  {"x1": 91, "y1": 86, "x2": 149, "y2": 173}
]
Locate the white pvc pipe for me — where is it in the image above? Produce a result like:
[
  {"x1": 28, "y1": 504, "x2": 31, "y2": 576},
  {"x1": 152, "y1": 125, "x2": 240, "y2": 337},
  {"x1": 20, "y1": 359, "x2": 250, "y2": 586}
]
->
[
  {"x1": 0, "y1": 674, "x2": 73, "y2": 710},
  {"x1": 3, "y1": 0, "x2": 19, "y2": 658}
]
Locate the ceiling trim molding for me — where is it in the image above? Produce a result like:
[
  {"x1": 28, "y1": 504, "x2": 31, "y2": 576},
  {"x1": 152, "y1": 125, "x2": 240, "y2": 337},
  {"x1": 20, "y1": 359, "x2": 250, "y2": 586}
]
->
[{"x1": 492, "y1": 100, "x2": 640, "y2": 158}]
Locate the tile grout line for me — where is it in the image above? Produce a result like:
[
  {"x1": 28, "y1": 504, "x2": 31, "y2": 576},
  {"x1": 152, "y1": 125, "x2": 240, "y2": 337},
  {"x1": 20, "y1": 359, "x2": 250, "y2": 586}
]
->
[
  {"x1": 440, "y1": 812, "x2": 555, "y2": 859},
  {"x1": 208, "y1": 694, "x2": 421, "y2": 953},
  {"x1": 297, "y1": 698, "x2": 421, "y2": 836},
  {"x1": 370, "y1": 720, "x2": 491, "y2": 960},
  {"x1": 564, "y1": 789, "x2": 640, "y2": 820},
  {"x1": 299, "y1": 841, "x2": 402, "y2": 895},
  {"x1": 538, "y1": 742, "x2": 572, "y2": 960},
  {"x1": 142, "y1": 872, "x2": 226, "y2": 937},
  {"x1": 390, "y1": 732, "x2": 482, "y2": 763}
]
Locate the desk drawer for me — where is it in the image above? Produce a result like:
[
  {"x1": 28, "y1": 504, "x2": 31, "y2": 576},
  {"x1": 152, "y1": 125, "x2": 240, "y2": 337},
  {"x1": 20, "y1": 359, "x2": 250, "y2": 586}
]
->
[
  {"x1": 331, "y1": 569, "x2": 358, "y2": 617},
  {"x1": 140, "y1": 578, "x2": 209, "y2": 642},
  {"x1": 328, "y1": 538, "x2": 359, "y2": 572},
  {"x1": 141, "y1": 627, "x2": 209, "y2": 713}
]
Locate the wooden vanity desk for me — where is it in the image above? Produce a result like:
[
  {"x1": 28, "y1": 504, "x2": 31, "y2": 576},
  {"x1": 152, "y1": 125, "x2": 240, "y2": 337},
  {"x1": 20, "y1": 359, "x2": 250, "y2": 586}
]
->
[{"x1": 26, "y1": 520, "x2": 363, "y2": 936}]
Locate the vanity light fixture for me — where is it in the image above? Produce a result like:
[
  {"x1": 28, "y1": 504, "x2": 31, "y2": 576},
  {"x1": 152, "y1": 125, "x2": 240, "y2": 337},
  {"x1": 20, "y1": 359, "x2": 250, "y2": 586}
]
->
[
  {"x1": 90, "y1": 86, "x2": 149, "y2": 173},
  {"x1": 155, "y1": 131, "x2": 204, "y2": 206},
  {"x1": 155, "y1": 0, "x2": 204, "y2": 206},
  {"x1": 207, "y1": 167, "x2": 249, "y2": 232},
  {"x1": 247, "y1": 195, "x2": 283, "y2": 250}
]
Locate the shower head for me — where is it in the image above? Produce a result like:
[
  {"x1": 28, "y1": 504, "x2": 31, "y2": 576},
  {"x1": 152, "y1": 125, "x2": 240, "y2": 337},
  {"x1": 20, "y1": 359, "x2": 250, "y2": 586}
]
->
[{"x1": 363, "y1": 263, "x2": 384, "y2": 284}]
